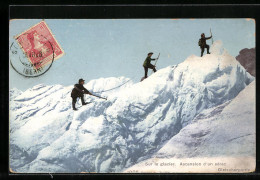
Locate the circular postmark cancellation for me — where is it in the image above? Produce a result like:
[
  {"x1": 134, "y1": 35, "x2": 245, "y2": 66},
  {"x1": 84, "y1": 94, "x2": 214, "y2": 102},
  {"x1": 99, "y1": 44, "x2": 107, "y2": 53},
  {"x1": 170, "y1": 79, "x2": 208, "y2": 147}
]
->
[
  {"x1": 9, "y1": 34, "x2": 54, "y2": 77},
  {"x1": 9, "y1": 21, "x2": 64, "y2": 77}
]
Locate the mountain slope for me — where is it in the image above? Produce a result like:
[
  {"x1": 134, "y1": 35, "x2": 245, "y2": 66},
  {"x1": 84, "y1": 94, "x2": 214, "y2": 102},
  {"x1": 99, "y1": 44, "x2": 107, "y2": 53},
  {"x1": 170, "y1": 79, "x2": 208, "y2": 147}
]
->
[
  {"x1": 9, "y1": 41, "x2": 254, "y2": 173},
  {"x1": 125, "y1": 80, "x2": 255, "y2": 173}
]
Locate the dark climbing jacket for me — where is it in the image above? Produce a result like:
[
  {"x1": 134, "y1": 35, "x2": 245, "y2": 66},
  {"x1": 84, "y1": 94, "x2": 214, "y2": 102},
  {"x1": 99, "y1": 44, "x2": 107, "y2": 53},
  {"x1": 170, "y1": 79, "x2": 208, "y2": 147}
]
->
[
  {"x1": 143, "y1": 56, "x2": 156, "y2": 67},
  {"x1": 71, "y1": 84, "x2": 90, "y2": 98},
  {"x1": 199, "y1": 36, "x2": 212, "y2": 48}
]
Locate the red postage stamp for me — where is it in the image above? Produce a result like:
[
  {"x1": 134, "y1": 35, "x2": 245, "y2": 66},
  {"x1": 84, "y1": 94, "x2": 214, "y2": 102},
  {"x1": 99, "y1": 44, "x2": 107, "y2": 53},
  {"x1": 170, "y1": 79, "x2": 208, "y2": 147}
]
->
[{"x1": 15, "y1": 21, "x2": 64, "y2": 70}]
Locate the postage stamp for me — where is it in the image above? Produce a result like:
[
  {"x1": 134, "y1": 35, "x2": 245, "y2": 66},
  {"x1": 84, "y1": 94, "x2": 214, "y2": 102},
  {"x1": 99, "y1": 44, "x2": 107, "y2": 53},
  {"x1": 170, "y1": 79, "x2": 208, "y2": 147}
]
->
[{"x1": 10, "y1": 21, "x2": 64, "y2": 77}]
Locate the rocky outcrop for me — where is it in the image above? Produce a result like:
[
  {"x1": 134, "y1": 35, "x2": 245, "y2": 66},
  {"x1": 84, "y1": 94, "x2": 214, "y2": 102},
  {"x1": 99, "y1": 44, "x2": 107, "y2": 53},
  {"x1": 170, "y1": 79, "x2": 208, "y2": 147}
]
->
[{"x1": 236, "y1": 48, "x2": 255, "y2": 76}]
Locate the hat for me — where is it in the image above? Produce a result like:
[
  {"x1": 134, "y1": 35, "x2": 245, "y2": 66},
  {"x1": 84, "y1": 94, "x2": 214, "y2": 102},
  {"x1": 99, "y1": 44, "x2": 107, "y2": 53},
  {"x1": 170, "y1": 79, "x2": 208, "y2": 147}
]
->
[
  {"x1": 148, "y1": 52, "x2": 153, "y2": 55},
  {"x1": 79, "y1": 78, "x2": 85, "y2": 83}
]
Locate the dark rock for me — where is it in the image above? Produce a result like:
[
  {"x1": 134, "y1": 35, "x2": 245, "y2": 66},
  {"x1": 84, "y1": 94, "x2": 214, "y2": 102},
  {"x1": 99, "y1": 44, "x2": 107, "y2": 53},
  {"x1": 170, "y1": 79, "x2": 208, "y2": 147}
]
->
[{"x1": 236, "y1": 48, "x2": 255, "y2": 77}]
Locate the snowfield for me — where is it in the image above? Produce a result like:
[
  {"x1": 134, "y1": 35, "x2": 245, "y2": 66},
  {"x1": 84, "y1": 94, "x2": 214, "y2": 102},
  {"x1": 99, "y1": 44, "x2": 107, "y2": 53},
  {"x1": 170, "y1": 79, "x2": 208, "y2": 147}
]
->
[
  {"x1": 9, "y1": 41, "x2": 255, "y2": 173},
  {"x1": 125, "y1": 80, "x2": 255, "y2": 173}
]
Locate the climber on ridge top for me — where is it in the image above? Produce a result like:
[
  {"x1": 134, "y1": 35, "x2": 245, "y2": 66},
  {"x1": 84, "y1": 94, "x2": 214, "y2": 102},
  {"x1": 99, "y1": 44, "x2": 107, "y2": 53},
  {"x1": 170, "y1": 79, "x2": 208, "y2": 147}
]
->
[
  {"x1": 142, "y1": 52, "x2": 158, "y2": 80},
  {"x1": 199, "y1": 33, "x2": 212, "y2": 57}
]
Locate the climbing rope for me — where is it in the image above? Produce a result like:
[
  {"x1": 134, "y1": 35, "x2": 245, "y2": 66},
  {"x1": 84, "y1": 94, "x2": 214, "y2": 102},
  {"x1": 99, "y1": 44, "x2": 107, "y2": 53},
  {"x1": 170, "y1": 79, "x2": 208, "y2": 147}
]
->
[{"x1": 92, "y1": 79, "x2": 132, "y2": 94}]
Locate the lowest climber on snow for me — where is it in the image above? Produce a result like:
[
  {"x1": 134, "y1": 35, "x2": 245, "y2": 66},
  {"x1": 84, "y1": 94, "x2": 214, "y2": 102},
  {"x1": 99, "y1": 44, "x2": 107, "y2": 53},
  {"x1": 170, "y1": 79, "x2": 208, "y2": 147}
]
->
[
  {"x1": 71, "y1": 78, "x2": 93, "y2": 111},
  {"x1": 142, "y1": 52, "x2": 158, "y2": 80},
  {"x1": 198, "y1": 33, "x2": 212, "y2": 57}
]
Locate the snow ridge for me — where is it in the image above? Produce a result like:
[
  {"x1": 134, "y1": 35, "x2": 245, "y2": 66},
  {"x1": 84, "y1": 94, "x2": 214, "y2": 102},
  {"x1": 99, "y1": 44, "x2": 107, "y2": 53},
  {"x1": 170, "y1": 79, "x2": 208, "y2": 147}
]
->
[
  {"x1": 10, "y1": 41, "x2": 254, "y2": 173},
  {"x1": 125, "y1": 80, "x2": 255, "y2": 173}
]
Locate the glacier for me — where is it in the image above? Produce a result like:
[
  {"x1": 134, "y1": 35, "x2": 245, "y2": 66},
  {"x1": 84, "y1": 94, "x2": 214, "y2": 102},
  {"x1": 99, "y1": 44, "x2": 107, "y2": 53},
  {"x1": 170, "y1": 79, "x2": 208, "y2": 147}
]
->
[
  {"x1": 125, "y1": 80, "x2": 255, "y2": 173},
  {"x1": 9, "y1": 41, "x2": 254, "y2": 173}
]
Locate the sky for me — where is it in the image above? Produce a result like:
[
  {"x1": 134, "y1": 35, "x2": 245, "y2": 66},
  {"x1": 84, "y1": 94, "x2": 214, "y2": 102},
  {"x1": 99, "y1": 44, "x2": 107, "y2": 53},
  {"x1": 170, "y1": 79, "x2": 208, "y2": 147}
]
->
[{"x1": 9, "y1": 19, "x2": 255, "y2": 91}]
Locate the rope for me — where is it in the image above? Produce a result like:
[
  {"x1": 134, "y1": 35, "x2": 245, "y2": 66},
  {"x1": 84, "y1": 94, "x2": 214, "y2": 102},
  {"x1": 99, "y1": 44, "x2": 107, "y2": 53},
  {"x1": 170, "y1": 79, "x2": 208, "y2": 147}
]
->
[{"x1": 92, "y1": 79, "x2": 132, "y2": 94}]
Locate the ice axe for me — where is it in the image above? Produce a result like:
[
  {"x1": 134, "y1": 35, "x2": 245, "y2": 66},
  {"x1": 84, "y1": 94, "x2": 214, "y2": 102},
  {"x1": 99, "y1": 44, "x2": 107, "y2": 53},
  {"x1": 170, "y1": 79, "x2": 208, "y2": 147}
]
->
[
  {"x1": 210, "y1": 28, "x2": 213, "y2": 45},
  {"x1": 154, "y1": 53, "x2": 160, "y2": 66},
  {"x1": 150, "y1": 53, "x2": 160, "y2": 75},
  {"x1": 91, "y1": 94, "x2": 107, "y2": 100}
]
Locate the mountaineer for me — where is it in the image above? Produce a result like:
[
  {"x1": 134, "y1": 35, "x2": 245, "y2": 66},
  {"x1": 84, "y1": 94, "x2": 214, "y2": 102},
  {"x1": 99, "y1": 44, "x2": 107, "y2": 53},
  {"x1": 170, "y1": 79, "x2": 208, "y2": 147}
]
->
[
  {"x1": 71, "y1": 78, "x2": 93, "y2": 111},
  {"x1": 143, "y1": 52, "x2": 158, "y2": 79},
  {"x1": 198, "y1": 33, "x2": 212, "y2": 57}
]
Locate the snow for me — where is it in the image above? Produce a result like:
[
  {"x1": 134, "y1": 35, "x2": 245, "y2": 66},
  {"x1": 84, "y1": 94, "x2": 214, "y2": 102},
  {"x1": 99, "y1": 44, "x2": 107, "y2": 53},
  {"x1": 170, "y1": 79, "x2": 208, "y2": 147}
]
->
[
  {"x1": 158, "y1": 80, "x2": 255, "y2": 157},
  {"x1": 9, "y1": 41, "x2": 254, "y2": 173},
  {"x1": 9, "y1": 87, "x2": 23, "y2": 101},
  {"x1": 125, "y1": 80, "x2": 255, "y2": 173}
]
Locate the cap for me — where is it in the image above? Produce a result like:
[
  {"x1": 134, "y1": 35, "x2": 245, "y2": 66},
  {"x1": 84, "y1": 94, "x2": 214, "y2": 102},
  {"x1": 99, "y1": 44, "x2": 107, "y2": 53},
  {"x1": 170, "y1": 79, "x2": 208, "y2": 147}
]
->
[
  {"x1": 148, "y1": 52, "x2": 153, "y2": 55},
  {"x1": 79, "y1": 78, "x2": 85, "y2": 83}
]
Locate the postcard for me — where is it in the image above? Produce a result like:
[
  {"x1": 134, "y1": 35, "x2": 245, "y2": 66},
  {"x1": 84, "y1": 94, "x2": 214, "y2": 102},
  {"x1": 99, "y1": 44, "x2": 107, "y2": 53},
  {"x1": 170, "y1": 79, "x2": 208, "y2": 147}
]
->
[{"x1": 9, "y1": 19, "x2": 255, "y2": 173}]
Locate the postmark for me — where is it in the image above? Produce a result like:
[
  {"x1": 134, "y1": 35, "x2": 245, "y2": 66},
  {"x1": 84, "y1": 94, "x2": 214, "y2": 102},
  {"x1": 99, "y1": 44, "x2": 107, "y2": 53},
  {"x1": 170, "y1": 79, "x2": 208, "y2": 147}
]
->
[{"x1": 9, "y1": 21, "x2": 64, "y2": 77}]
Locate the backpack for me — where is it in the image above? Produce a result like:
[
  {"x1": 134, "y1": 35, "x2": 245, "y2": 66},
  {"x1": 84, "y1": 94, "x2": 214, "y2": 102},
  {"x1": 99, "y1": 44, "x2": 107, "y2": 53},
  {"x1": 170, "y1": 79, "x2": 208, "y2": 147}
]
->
[{"x1": 198, "y1": 39, "x2": 202, "y2": 46}]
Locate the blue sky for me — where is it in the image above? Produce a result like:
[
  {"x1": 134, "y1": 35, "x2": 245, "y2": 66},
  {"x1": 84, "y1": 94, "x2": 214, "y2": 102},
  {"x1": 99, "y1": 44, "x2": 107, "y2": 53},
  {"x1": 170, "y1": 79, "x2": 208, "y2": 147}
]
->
[{"x1": 9, "y1": 19, "x2": 255, "y2": 90}]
